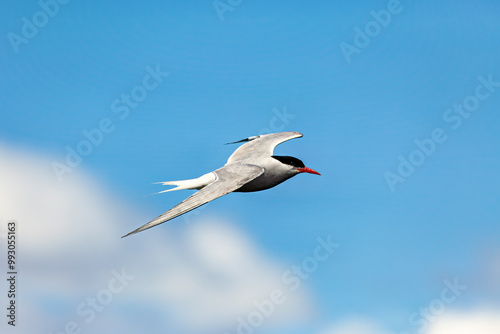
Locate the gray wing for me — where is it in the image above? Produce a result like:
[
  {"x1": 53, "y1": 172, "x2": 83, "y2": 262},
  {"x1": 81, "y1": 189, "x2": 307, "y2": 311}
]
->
[
  {"x1": 122, "y1": 164, "x2": 264, "y2": 237},
  {"x1": 226, "y1": 131, "x2": 303, "y2": 164}
]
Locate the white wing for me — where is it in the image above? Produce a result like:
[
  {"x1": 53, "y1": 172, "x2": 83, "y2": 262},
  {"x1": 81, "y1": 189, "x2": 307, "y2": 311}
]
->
[
  {"x1": 226, "y1": 131, "x2": 303, "y2": 165},
  {"x1": 122, "y1": 164, "x2": 264, "y2": 237}
]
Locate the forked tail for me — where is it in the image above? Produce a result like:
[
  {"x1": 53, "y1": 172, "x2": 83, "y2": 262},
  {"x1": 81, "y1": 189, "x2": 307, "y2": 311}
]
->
[{"x1": 151, "y1": 172, "x2": 216, "y2": 195}]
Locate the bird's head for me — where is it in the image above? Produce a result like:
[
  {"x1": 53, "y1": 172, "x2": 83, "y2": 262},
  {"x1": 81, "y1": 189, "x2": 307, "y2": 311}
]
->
[{"x1": 272, "y1": 155, "x2": 321, "y2": 176}]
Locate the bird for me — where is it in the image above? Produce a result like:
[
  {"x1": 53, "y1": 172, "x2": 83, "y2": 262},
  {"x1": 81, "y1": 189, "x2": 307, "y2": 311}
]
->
[{"x1": 122, "y1": 131, "x2": 320, "y2": 238}]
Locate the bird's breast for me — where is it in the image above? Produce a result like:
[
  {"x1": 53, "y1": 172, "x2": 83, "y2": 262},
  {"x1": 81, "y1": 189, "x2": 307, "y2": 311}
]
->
[{"x1": 234, "y1": 168, "x2": 294, "y2": 192}]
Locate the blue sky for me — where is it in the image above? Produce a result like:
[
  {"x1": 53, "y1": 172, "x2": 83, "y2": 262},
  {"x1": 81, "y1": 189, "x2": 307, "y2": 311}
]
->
[{"x1": 2, "y1": 1, "x2": 500, "y2": 334}]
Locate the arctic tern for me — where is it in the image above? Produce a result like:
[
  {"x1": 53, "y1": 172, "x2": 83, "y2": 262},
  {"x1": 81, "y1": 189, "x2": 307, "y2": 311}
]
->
[{"x1": 122, "y1": 131, "x2": 320, "y2": 237}]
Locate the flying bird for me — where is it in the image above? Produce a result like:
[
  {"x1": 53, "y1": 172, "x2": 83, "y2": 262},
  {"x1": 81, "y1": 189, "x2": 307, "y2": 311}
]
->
[{"x1": 122, "y1": 131, "x2": 320, "y2": 237}]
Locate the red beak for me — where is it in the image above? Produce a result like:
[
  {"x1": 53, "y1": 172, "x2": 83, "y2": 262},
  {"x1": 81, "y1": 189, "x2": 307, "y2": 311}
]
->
[{"x1": 297, "y1": 167, "x2": 321, "y2": 175}]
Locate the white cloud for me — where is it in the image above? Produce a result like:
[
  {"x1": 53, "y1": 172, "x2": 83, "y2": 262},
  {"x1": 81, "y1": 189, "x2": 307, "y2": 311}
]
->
[
  {"x1": 319, "y1": 318, "x2": 392, "y2": 334},
  {"x1": 141, "y1": 219, "x2": 313, "y2": 332},
  {"x1": 0, "y1": 144, "x2": 312, "y2": 334},
  {"x1": 319, "y1": 310, "x2": 500, "y2": 334},
  {"x1": 426, "y1": 310, "x2": 500, "y2": 334},
  {"x1": 0, "y1": 145, "x2": 123, "y2": 257}
]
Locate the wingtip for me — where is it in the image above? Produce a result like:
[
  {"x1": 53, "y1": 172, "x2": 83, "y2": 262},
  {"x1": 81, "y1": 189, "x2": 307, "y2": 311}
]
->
[
  {"x1": 225, "y1": 139, "x2": 248, "y2": 145},
  {"x1": 225, "y1": 135, "x2": 260, "y2": 145},
  {"x1": 121, "y1": 230, "x2": 138, "y2": 238}
]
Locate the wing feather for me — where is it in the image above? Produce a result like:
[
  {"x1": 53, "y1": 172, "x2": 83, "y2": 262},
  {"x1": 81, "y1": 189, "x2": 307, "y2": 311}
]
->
[
  {"x1": 226, "y1": 131, "x2": 302, "y2": 164},
  {"x1": 122, "y1": 164, "x2": 264, "y2": 237}
]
